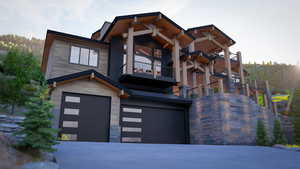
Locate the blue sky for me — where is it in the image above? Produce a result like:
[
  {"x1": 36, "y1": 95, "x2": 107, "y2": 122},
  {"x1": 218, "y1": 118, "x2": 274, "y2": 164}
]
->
[{"x1": 0, "y1": 0, "x2": 299, "y2": 64}]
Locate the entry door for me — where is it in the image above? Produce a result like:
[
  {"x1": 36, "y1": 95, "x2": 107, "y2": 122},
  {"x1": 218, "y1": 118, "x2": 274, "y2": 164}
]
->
[{"x1": 59, "y1": 92, "x2": 111, "y2": 142}]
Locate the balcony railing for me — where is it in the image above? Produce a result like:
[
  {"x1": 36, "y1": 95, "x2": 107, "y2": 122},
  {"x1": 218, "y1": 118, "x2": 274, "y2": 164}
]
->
[{"x1": 121, "y1": 61, "x2": 174, "y2": 79}]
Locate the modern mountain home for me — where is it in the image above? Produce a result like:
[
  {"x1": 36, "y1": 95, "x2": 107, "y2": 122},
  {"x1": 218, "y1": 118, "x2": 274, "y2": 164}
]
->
[{"x1": 43, "y1": 12, "x2": 250, "y2": 144}]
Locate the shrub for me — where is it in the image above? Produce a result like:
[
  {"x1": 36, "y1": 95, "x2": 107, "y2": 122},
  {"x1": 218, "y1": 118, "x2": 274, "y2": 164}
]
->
[
  {"x1": 256, "y1": 119, "x2": 269, "y2": 146},
  {"x1": 272, "y1": 119, "x2": 287, "y2": 145}
]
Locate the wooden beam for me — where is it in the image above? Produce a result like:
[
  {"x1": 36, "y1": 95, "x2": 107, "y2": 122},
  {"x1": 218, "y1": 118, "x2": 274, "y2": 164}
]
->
[
  {"x1": 133, "y1": 29, "x2": 153, "y2": 36},
  {"x1": 172, "y1": 39, "x2": 181, "y2": 82},
  {"x1": 194, "y1": 37, "x2": 209, "y2": 43},
  {"x1": 126, "y1": 27, "x2": 134, "y2": 74},
  {"x1": 157, "y1": 31, "x2": 174, "y2": 45},
  {"x1": 211, "y1": 38, "x2": 226, "y2": 50},
  {"x1": 218, "y1": 79, "x2": 224, "y2": 94},
  {"x1": 198, "y1": 84, "x2": 203, "y2": 97},
  {"x1": 182, "y1": 61, "x2": 188, "y2": 86},
  {"x1": 189, "y1": 41, "x2": 195, "y2": 52},
  {"x1": 163, "y1": 43, "x2": 169, "y2": 48}
]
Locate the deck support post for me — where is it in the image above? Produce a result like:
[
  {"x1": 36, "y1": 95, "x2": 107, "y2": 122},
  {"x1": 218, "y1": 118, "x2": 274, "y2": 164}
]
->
[
  {"x1": 192, "y1": 71, "x2": 197, "y2": 96},
  {"x1": 224, "y1": 46, "x2": 234, "y2": 93},
  {"x1": 172, "y1": 39, "x2": 181, "y2": 83},
  {"x1": 218, "y1": 79, "x2": 224, "y2": 94},
  {"x1": 246, "y1": 84, "x2": 250, "y2": 97},
  {"x1": 181, "y1": 61, "x2": 188, "y2": 98},
  {"x1": 237, "y1": 51, "x2": 245, "y2": 94},
  {"x1": 126, "y1": 27, "x2": 134, "y2": 74}
]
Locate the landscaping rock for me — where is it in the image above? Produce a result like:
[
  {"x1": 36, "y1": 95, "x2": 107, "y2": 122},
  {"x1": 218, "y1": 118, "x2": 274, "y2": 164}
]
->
[{"x1": 21, "y1": 162, "x2": 59, "y2": 169}]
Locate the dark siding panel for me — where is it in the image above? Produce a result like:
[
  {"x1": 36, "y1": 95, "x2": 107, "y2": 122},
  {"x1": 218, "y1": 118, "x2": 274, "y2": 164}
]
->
[{"x1": 109, "y1": 36, "x2": 123, "y2": 81}]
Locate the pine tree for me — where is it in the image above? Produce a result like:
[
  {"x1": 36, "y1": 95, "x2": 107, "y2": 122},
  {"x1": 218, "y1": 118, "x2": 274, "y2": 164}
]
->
[
  {"x1": 272, "y1": 119, "x2": 286, "y2": 145},
  {"x1": 256, "y1": 119, "x2": 269, "y2": 146},
  {"x1": 291, "y1": 88, "x2": 300, "y2": 144},
  {"x1": 16, "y1": 82, "x2": 58, "y2": 152}
]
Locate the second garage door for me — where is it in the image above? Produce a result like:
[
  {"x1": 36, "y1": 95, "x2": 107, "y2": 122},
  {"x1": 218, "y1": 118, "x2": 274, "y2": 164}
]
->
[{"x1": 121, "y1": 100, "x2": 188, "y2": 144}]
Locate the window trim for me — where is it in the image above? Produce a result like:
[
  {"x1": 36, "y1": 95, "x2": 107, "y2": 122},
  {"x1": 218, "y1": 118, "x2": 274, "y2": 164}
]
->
[{"x1": 69, "y1": 44, "x2": 99, "y2": 68}]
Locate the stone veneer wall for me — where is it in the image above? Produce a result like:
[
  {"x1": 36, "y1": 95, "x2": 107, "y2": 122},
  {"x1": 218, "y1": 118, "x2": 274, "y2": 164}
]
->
[
  {"x1": 190, "y1": 93, "x2": 275, "y2": 145},
  {"x1": 0, "y1": 115, "x2": 24, "y2": 139}
]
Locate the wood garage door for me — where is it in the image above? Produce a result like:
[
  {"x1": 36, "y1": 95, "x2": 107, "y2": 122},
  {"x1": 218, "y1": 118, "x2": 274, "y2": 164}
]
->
[
  {"x1": 120, "y1": 104, "x2": 187, "y2": 144},
  {"x1": 59, "y1": 92, "x2": 111, "y2": 142}
]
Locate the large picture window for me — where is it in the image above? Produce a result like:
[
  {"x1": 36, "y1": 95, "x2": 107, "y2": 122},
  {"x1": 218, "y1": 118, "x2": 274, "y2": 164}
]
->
[
  {"x1": 70, "y1": 46, "x2": 98, "y2": 67},
  {"x1": 134, "y1": 44, "x2": 162, "y2": 76}
]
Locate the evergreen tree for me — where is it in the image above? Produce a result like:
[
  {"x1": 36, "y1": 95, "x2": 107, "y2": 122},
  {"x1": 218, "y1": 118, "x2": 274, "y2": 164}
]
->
[
  {"x1": 16, "y1": 82, "x2": 58, "y2": 152},
  {"x1": 291, "y1": 88, "x2": 300, "y2": 144},
  {"x1": 0, "y1": 50, "x2": 42, "y2": 114},
  {"x1": 256, "y1": 119, "x2": 269, "y2": 146},
  {"x1": 272, "y1": 119, "x2": 286, "y2": 145}
]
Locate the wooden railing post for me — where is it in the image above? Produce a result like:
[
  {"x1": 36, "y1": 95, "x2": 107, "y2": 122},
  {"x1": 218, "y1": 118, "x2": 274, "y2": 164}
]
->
[
  {"x1": 254, "y1": 80, "x2": 259, "y2": 103},
  {"x1": 237, "y1": 51, "x2": 245, "y2": 94}
]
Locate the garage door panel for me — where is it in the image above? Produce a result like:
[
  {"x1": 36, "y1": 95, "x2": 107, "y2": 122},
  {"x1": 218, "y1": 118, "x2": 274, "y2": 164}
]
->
[
  {"x1": 121, "y1": 101, "x2": 188, "y2": 144},
  {"x1": 59, "y1": 92, "x2": 111, "y2": 142}
]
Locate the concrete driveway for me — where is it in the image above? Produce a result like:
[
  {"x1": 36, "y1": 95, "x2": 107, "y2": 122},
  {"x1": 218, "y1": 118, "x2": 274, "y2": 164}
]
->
[{"x1": 55, "y1": 142, "x2": 299, "y2": 169}]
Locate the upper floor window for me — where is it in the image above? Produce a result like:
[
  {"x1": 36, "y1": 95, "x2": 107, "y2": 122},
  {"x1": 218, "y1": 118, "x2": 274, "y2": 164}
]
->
[
  {"x1": 70, "y1": 46, "x2": 98, "y2": 67},
  {"x1": 134, "y1": 44, "x2": 162, "y2": 76}
]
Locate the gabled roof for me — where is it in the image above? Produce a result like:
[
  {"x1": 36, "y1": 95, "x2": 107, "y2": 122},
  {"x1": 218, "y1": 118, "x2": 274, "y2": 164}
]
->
[
  {"x1": 47, "y1": 69, "x2": 130, "y2": 96},
  {"x1": 187, "y1": 24, "x2": 235, "y2": 53},
  {"x1": 101, "y1": 12, "x2": 194, "y2": 47}
]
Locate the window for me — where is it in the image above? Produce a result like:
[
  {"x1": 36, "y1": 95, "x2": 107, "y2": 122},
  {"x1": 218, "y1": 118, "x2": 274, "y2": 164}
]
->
[
  {"x1": 69, "y1": 45, "x2": 99, "y2": 67},
  {"x1": 134, "y1": 44, "x2": 162, "y2": 76}
]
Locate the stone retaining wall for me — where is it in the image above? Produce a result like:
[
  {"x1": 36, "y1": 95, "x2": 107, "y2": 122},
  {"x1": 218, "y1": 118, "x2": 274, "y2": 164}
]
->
[
  {"x1": 0, "y1": 114, "x2": 24, "y2": 139},
  {"x1": 190, "y1": 93, "x2": 275, "y2": 145}
]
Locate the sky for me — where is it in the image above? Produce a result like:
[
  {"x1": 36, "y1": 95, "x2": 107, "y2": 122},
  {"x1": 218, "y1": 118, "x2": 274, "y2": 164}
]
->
[{"x1": 0, "y1": 0, "x2": 299, "y2": 65}]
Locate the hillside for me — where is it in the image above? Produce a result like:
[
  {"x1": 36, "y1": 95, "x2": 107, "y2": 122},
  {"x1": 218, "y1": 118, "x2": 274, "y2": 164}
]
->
[
  {"x1": 244, "y1": 62, "x2": 300, "y2": 92},
  {"x1": 0, "y1": 34, "x2": 44, "y2": 62}
]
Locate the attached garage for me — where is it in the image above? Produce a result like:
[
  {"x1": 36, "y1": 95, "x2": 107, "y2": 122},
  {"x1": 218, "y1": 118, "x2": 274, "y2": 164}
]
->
[
  {"x1": 59, "y1": 92, "x2": 111, "y2": 142},
  {"x1": 120, "y1": 98, "x2": 189, "y2": 144}
]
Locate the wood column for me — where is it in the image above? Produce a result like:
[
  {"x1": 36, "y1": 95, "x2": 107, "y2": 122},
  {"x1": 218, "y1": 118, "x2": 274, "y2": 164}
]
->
[
  {"x1": 224, "y1": 46, "x2": 233, "y2": 92},
  {"x1": 218, "y1": 79, "x2": 224, "y2": 94},
  {"x1": 182, "y1": 61, "x2": 188, "y2": 86},
  {"x1": 204, "y1": 66, "x2": 210, "y2": 96},
  {"x1": 237, "y1": 51, "x2": 245, "y2": 94},
  {"x1": 198, "y1": 84, "x2": 203, "y2": 97},
  {"x1": 192, "y1": 71, "x2": 197, "y2": 95},
  {"x1": 246, "y1": 84, "x2": 250, "y2": 97},
  {"x1": 172, "y1": 39, "x2": 181, "y2": 82},
  {"x1": 126, "y1": 27, "x2": 134, "y2": 74}
]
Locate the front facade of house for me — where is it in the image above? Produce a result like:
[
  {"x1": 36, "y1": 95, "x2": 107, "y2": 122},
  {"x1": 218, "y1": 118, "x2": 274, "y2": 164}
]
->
[{"x1": 43, "y1": 12, "x2": 246, "y2": 144}]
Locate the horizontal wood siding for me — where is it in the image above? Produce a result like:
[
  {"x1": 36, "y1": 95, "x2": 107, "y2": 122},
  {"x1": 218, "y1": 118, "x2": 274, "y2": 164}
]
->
[{"x1": 46, "y1": 40, "x2": 109, "y2": 79}]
